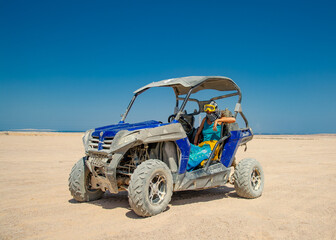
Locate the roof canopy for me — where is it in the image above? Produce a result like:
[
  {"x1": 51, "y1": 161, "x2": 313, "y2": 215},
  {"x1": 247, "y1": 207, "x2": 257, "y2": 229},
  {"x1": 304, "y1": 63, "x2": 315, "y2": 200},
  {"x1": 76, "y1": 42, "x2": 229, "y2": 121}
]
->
[{"x1": 134, "y1": 76, "x2": 239, "y2": 95}]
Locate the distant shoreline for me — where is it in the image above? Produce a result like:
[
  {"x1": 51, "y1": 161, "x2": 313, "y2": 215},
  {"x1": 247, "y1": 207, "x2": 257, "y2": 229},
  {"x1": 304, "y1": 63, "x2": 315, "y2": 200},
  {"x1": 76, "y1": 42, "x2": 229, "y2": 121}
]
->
[
  {"x1": 1, "y1": 131, "x2": 335, "y2": 137},
  {"x1": 1, "y1": 129, "x2": 335, "y2": 136},
  {"x1": 0, "y1": 129, "x2": 84, "y2": 133},
  {"x1": 0, "y1": 131, "x2": 84, "y2": 136}
]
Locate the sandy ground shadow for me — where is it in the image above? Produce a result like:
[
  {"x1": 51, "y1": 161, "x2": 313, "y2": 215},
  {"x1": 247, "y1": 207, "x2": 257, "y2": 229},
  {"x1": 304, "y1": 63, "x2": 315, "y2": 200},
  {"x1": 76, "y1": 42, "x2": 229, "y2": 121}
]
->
[{"x1": 68, "y1": 185, "x2": 238, "y2": 219}]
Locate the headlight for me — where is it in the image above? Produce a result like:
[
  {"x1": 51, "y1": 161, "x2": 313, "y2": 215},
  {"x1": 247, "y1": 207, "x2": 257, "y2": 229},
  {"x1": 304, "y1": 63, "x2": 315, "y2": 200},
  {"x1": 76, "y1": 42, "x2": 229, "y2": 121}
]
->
[{"x1": 82, "y1": 129, "x2": 93, "y2": 146}]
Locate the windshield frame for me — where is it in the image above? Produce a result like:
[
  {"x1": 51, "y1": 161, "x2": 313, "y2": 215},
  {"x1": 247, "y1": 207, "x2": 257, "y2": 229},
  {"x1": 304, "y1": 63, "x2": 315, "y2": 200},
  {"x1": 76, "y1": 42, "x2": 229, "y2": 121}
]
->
[{"x1": 120, "y1": 84, "x2": 249, "y2": 128}]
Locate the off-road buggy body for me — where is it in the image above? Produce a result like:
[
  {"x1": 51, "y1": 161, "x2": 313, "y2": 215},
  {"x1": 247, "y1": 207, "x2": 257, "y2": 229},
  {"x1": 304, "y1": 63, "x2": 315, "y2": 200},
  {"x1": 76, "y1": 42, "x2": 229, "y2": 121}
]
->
[{"x1": 69, "y1": 76, "x2": 264, "y2": 217}]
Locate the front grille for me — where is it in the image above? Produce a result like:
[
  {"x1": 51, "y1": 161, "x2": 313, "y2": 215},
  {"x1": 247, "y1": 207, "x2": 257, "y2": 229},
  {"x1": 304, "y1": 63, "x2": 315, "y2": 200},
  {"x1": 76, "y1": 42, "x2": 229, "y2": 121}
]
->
[
  {"x1": 88, "y1": 135, "x2": 114, "y2": 152},
  {"x1": 89, "y1": 136, "x2": 99, "y2": 150},
  {"x1": 102, "y1": 137, "x2": 113, "y2": 150}
]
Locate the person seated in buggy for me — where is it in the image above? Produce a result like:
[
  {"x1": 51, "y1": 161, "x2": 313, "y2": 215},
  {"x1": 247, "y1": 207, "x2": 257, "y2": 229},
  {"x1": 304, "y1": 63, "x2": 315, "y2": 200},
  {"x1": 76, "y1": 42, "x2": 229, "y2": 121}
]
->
[{"x1": 187, "y1": 100, "x2": 236, "y2": 171}]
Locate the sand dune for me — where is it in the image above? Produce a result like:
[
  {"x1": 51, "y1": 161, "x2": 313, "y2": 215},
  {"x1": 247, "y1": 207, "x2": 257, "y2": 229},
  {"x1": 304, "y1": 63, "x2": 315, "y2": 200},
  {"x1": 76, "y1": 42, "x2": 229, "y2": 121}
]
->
[{"x1": 0, "y1": 133, "x2": 335, "y2": 239}]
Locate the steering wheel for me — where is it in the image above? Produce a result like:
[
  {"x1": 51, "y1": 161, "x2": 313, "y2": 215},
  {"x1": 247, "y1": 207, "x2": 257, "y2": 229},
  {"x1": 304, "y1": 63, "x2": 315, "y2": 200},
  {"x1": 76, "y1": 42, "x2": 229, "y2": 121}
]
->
[{"x1": 168, "y1": 114, "x2": 193, "y2": 135}]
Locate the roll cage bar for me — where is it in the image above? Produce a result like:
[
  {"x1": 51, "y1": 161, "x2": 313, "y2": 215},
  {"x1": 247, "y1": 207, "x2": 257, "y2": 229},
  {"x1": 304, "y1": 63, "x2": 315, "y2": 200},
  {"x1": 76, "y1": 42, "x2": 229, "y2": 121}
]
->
[{"x1": 120, "y1": 83, "x2": 249, "y2": 128}]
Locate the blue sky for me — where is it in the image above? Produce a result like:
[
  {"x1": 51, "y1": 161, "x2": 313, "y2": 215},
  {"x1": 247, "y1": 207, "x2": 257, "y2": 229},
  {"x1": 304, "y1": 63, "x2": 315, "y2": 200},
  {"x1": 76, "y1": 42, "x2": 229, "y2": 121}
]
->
[{"x1": 0, "y1": 0, "x2": 335, "y2": 133}]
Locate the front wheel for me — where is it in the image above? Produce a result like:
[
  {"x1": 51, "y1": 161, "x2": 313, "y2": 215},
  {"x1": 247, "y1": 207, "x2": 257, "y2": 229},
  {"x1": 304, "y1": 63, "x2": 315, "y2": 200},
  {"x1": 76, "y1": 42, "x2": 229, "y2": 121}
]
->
[
  {"x1": 233, "y1": 158, "x2": 264, "y2": 199},
  {"x1": 68, "y1": 157, "x2": 104, "y2": 202},
  {"x1": 128, "y1": 159, "x2": 173, "y2": 217}
]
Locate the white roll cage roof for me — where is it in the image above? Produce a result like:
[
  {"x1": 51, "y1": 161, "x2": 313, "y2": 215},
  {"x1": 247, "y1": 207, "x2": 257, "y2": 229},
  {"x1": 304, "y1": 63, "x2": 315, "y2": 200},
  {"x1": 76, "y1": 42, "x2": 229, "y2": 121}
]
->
[
  {"x1": 122, "y1": 76, "x2": 249, "y2": 127},
  {"x1": 134, "y1": 76, "x2": 239, "y2": 95}
]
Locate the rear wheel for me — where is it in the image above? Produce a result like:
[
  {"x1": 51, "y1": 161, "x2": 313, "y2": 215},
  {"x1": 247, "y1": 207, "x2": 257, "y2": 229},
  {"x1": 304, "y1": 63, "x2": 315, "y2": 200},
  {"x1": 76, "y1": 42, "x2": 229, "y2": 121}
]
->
[
  {"x1": 233, "y1": 158, "x2": 264, "y2": 198},
  {"x1": 128, "y1": 159, "x2": 173, "y2": 217},
  {"x1": 68, "y1": 157, "x2": 104, "y2": 202}
]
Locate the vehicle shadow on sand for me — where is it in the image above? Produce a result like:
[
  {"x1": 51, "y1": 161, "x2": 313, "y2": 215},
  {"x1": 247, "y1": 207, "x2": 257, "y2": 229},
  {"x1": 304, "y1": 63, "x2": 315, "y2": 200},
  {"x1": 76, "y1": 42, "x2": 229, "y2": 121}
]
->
[
  {"x1": 68, "y1": 191, "x2": 130, "y2": 209},
  {"x1": 69, "y1": 185, "x2": 239, "y2": 219},
  {"x1": 171, "y1": 186, "x2": 238, "y2": 206}
]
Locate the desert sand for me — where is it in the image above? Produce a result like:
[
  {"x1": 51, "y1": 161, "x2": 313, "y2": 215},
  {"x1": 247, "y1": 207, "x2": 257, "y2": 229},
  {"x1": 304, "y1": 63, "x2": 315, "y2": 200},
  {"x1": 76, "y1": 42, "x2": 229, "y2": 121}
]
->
[{"x1": 0, "y1": 132, "x2": 335, "y2": 240}]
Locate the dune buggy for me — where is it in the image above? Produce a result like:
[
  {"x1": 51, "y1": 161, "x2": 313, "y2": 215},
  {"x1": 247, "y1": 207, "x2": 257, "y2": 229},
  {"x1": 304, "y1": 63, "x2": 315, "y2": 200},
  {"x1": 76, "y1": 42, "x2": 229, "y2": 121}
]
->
[{"x1": 68, "y1": 76, "x2": 264, "y2": 217}]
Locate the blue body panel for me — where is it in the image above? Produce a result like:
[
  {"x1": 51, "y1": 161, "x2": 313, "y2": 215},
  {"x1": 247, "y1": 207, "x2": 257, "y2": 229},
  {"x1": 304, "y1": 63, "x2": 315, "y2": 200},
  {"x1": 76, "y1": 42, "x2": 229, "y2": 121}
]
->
[
  {"x1": 92, "y1": 120, "x2": 170, "y2": 151},
  {"x1": 92, "y1": 120, "x2": 163, "y2": 138},
  {"x1": 175, "y1": 137, "x2": 191, "y2": 174},
  {"x1": 91, "y1": 119, "x2": 252, "y2": 172},
  {"x1": 176, "y1": 129, "x2": 253, "y2": 173},
  {"x1": 220, "y1": 128, "x2": 253, "y2": 167}
]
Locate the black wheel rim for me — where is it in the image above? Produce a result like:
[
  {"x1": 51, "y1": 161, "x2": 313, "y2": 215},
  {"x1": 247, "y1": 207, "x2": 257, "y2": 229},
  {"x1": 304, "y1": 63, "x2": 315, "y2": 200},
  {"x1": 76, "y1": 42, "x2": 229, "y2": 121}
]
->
[
  {"x1": 148, "y1": 173, "x2": 167, "y2": 205},
  {"x1": 251, "y1": 167, "x2": 262, "y2": 191}
]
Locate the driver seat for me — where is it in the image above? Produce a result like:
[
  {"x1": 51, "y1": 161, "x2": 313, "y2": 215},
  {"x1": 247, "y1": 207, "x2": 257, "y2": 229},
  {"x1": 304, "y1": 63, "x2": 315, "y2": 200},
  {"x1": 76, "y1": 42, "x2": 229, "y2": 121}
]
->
[
  {"x1": 180, "y1": 110, "x2": 195, "y2": 141},
  {"x1": 180, "y1": 110, "x2": 195, "y2": 129}
]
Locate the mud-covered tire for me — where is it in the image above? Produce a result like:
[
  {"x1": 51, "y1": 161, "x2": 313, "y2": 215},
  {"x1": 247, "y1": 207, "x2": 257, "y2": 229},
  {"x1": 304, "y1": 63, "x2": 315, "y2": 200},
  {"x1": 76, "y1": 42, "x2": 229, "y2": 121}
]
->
[
  {"x1": 128, "y1": 159, "x2": 173, "y2": 217},
  {"x1": 68, "y1": 157, "x2": 104, "y2": 202},
  {"x1": 234, "y1": 158, "x2": 264, "y2": 199}
]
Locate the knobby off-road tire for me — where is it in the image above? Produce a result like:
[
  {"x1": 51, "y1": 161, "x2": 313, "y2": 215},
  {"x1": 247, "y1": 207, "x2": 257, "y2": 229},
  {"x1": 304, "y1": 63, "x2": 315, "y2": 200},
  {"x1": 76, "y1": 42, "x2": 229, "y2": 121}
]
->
[
  {"x1": 233, "y1": 158, "x2": 264, "y2": 199},
  {"x1": 68, "y1": 157, "x2": 104, "y2": 202},
  {"x1": 128, "y1": 159, "x2": 173, "y2": 217}
]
